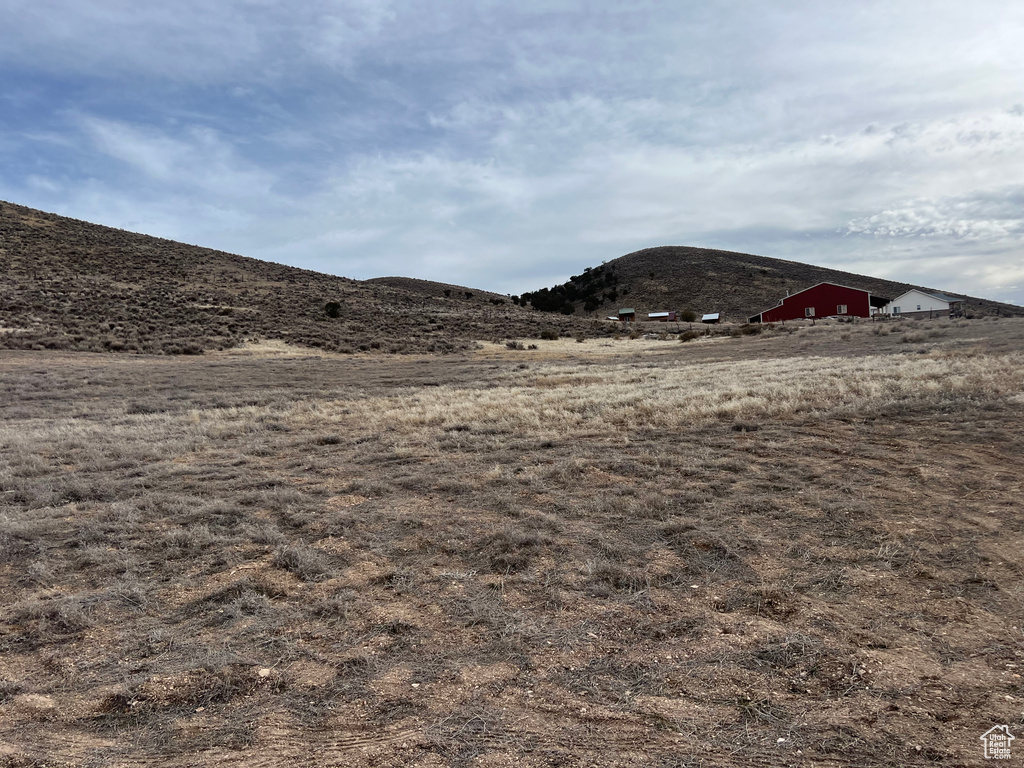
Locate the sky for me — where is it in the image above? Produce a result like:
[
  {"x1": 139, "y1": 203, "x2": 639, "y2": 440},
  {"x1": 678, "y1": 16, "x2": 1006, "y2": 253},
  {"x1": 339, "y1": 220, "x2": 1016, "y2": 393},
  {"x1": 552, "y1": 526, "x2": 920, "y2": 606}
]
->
[{"x1": 2, "y1": 1, "x2": 1023, "y2": 305}]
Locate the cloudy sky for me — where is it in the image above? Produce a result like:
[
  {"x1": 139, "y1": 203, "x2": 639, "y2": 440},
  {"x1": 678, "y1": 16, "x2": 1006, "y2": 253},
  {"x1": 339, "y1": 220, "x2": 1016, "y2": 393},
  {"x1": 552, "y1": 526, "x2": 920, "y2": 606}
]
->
[{"x1": 2, "y1": 1, "x2": 1023, "y2": 304}]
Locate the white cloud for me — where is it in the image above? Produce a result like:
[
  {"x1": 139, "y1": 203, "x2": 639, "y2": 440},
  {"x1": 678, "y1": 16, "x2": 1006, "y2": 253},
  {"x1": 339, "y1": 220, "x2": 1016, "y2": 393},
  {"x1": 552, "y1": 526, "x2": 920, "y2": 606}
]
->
[
  {"x1": 79, "y1": 117, "x2": 275, "y2": 201},
  {"x1": 2, "y1": 1, "x2": 1024, "y2": 306}
]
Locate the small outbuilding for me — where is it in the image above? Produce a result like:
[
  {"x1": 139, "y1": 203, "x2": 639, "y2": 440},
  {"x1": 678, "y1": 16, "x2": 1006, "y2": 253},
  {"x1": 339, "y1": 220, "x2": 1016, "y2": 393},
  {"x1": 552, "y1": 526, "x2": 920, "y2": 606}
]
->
[
  {"x1": 749, "y1": 282, "x2": 888, "y2": 323},
  {"x1": 618, "y1": 308, "x2": 636, "y2": 323},
  {"x1": 879, "y1": 289, "x2": 962, "y2": 319},
  {"x1": 647, "y1": 311, "x2": 677, "y2": 322},
  {"x1": 701, "y1": 313, "x2": 720, "y2": 324}
]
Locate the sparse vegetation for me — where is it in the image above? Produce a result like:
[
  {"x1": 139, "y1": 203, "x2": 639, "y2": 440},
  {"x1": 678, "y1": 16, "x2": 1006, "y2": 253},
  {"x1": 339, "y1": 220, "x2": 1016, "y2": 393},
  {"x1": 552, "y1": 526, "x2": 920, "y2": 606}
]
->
[
  {"x1": 0, "y1": 202, "x2": 612, "y2": 356},
  {"x1": 1, "y1": 319, "x2": 1023, "y2": 765}
]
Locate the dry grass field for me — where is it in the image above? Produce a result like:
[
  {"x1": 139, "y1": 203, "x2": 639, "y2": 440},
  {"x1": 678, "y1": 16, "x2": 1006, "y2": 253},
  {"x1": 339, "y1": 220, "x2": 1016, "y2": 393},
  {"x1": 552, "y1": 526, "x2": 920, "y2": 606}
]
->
[{"x1": 2, "y1": 317, "x2": 1023, "y2": 767}]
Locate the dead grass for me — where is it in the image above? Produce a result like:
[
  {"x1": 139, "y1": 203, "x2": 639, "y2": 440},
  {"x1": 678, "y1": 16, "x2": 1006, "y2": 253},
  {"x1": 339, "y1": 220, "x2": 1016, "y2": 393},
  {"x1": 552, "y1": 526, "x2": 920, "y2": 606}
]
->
[{"x1": 1, "y1": 319, "x2": 1023, "y2": 766}]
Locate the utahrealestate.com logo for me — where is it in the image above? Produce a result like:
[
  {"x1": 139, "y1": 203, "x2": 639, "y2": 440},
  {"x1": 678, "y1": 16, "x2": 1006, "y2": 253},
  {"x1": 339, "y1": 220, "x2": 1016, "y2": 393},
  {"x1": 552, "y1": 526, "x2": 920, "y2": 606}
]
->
[{"x1": 981, "y1": 725, "x2": 1015, "y2": 760}]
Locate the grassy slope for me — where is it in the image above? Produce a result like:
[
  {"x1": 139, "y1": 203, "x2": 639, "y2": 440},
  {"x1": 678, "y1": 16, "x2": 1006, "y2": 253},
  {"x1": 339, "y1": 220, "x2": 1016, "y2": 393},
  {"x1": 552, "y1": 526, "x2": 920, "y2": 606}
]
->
[
  {"x1": 366, "y1": 276, "x2": 507, "y2": 301},
  {"x1": 0, "y1": 201, "x2": 600, "y2": 355},
  {"x1": 534, "y1": 245, "x2": 1024, "y2": 320}
]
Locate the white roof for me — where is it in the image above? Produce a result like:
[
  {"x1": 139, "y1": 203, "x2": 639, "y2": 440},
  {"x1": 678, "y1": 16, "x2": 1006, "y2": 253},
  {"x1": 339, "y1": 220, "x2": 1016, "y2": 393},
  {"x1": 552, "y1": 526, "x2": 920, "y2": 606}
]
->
[
  {"x1": 886, "y1": 288, "x2": 958, "y2": 305},
  {"x1": 648, "y1": 312, "x2": 670, "y2": 318},
  {"x1": 702, "y1": 313, "x2": 720, "y2": 321}
]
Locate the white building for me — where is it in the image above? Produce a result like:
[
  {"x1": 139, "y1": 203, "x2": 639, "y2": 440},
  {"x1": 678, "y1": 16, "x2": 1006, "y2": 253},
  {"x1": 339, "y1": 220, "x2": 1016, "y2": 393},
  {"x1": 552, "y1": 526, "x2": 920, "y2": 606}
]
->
[{"x1": 879, "y1": 289, "x2": 962, "y2": 319}]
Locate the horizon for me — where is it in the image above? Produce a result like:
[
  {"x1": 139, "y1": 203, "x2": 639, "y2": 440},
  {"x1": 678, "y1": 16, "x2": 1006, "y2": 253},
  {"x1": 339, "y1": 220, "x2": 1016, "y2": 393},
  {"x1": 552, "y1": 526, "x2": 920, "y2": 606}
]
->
[
  {"x1": 7, "y1": 197, "x2": 1023, "y2": 309},
  {"x1": 2, "y1": 2, "x2": 1023, "y2": 304}
]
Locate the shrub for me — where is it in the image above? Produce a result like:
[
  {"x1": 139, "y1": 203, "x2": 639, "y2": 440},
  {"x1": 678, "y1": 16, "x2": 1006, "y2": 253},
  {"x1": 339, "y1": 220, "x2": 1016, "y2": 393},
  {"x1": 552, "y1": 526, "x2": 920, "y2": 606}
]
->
[
  {"x1": 679, "y1": 309, "x2": 697, "y2": 322},
  {"x1": 272, "y1": 544, "x2": 335, "y2": 582},
  {"x1": 476, "y1": 528, "x2": 551, "y2": 573},
  {"x1": 539, "y1": 328, "x2": 559, "y2": 340},
  {"x1": 324, "y1": 301, "x2": 342, "y2": 318},
  {"x1": 313, "y1": 434, "x2": 343, "y2": 445}
]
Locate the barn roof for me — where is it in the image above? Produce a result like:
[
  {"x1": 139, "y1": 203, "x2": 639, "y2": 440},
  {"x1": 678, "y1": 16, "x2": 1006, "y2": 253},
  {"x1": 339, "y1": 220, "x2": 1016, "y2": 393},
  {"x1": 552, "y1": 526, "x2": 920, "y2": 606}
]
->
[{"x1": 787, "y1": 281, "x2": 872, "y2": 298}]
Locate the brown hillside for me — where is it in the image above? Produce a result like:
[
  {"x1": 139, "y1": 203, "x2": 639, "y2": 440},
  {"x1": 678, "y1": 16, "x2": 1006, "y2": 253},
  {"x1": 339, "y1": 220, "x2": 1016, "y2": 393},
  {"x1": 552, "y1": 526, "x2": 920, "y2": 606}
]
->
[
  {"x1": 531, "y1": 245, "x2": 1023, "y2": 320},
  {"x1": 0, "y1": 201, "x2": 600, "y2": 355},
  {"x1": 366, "y1": 276, "x2": 505, "y2": 301}
]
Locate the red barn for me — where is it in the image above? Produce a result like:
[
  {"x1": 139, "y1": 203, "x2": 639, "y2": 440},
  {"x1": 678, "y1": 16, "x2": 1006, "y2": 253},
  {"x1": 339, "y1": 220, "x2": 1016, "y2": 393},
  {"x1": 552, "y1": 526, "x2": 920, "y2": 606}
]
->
[{"x1": 749, "y1": 282, "x2": 889, "y2": 323}]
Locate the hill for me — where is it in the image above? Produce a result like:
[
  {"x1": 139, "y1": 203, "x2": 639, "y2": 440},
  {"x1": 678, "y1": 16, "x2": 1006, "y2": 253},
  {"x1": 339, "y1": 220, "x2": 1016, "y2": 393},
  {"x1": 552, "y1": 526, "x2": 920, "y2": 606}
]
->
[
  {"x1": 6, "y1": 200, "x2": 1019, "y2": 359},
  {"x1": 0, "y1": 201, "x2": 597, "y2": 355},
  {"x1": 366, "y1": 276, "x2": 505, "y2": 302},
  {"x1": 521, "y1": 245, "x2": 1023, "y2": 320}
]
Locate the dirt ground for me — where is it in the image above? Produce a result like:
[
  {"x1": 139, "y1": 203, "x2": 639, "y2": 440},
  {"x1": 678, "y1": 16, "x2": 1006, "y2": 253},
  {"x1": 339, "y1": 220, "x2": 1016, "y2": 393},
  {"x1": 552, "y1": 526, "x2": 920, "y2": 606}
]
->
[{"x1": 2, "y1": 317, "x2": 1023, "y2": 767}]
